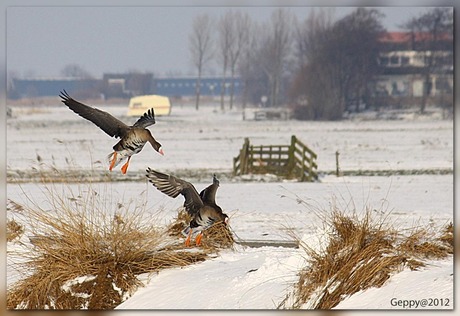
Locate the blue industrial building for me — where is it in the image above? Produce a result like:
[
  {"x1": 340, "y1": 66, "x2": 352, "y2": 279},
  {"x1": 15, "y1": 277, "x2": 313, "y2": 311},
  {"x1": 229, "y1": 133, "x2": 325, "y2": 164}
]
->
[
  {"x1": 154, "y1": 77, "x2": 242, "y2": 98},
  {"x1": 9, "y1": 74, "x2": 243, "y2": 99}
]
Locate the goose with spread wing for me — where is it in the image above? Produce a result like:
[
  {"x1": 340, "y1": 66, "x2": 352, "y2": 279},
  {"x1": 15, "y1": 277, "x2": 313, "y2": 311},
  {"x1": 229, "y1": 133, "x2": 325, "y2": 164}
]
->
[
  {"x1": 60, "y1": 90, "x2": 164, "y2": 174},
  {"x1": 146, "y1": 168, "x2": 228, "y2": 246}
]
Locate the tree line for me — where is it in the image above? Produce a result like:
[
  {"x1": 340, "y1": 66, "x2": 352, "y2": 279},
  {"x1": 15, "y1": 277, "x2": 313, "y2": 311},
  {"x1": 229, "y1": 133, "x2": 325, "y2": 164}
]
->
[{"x1": 189, "y1": 7, "x2": 453, "y2": 118}]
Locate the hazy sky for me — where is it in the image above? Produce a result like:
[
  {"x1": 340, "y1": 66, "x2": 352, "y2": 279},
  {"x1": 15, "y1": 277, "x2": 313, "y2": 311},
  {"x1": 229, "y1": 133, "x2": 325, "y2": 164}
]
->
[{"x1": 7, "y1": 5, "x2": 435, "y2": 79}]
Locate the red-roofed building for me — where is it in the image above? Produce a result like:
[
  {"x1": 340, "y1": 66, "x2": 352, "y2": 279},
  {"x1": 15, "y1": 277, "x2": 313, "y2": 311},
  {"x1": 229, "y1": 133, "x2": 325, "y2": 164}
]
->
[{"x1": 369, "y1": 31, "x2": 452, "y2": 107}]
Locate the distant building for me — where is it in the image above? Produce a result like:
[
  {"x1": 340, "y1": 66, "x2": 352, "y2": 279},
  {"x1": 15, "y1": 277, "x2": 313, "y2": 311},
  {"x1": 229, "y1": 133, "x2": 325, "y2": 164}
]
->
[
  {"x1": 9, "y1": 74, "x2": 243, "y2": 100},
  {"x1": 9, "y1": 77, "x2": 100, "y2": 99},
  {"x1": 102, "y1": 73, "x2": 154, "y2": 98},
  {"x1": 373, "y1": 31, "x2": 453, "y2": 100},
  {"x1": 153, "y1": 77, "x2": 242, "y2": 98}
]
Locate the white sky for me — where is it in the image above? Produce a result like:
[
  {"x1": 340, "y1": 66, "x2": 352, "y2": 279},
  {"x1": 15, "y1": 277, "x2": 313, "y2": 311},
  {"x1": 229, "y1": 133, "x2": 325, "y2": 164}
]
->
[{"x1": 5, "y1": 4, "x2": 443, "y2": 78}]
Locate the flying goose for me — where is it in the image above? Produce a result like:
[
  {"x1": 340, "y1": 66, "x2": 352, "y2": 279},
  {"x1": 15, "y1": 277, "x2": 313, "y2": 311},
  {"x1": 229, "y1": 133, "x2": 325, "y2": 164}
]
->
[{"x1": 60, "y1": 90, "x2": 164, "y2": 174}]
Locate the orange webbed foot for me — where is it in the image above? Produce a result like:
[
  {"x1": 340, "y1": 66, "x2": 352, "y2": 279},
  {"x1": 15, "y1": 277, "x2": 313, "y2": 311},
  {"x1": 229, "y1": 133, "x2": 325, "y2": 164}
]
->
[
  {"x1": 195, "y1": 232, "x2": 203, "y2": 246},
  {"x1": 109, "y1": 152, "x2": 118, "y2": 171},
  {"x1": 185, "y1": 235, "x2": 192, "y2": 247},
  {"x1": 185, "y1": 228, "x2": 193, "y2": 247},
  {"x1": 120, "y1": 156, "x2": 131, "y2": 174}
]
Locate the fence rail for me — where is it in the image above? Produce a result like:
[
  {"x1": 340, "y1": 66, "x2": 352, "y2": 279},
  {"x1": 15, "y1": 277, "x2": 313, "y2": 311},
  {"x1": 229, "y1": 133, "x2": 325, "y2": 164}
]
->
[{"x1": 233, "y1": 135, "x2": 318, "y2": 182}]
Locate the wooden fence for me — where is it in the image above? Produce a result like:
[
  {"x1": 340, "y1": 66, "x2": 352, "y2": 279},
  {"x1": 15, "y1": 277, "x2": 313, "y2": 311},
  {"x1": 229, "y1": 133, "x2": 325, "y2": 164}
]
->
[{"x1": 233, "y1": 135, "x2": 318, "y2": 182}]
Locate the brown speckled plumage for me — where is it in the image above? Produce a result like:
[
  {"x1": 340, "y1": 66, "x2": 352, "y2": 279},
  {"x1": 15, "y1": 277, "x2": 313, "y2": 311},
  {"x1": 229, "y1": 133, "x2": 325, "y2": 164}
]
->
[
  {"x1": 60, "y1": 90, "x2": 163, "y2": 173},
  {"x1": 146, "y1": 168, "x2": 228, "y2": 246}
]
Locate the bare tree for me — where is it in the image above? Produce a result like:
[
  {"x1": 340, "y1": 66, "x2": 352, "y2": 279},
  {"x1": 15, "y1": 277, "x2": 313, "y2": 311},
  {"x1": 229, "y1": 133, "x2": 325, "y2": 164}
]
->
[
  {"x1": 217, "y1": 11, "x2": 234, "y2": 110},
  {"x1": 402, "y1": 8, "x2": 453, "y2": 114},
  {"x1": 293, "y1": 8, "x2": 335, "y2": 67},
  {"x1": 259, "y1": 9, "x2": 293, "y2": 107},
  {"x1": 217, "y1": 10, "x2": 251, "y2": 111},
  {"x1": 238, "y1": 23, "x2": 266, "y2": 109},
  {"x1": 189, "y1": 14, "x2": 214, "y2": 110},
  {"x1": 290, "y1": 8, "x2": 384, "y2": 120},
  {"x1": 228, "y1": 11, "x2": 251, "y2": 110},
  {"x1": 335, "y1": 8, "x2": 385, "y2": 112}
]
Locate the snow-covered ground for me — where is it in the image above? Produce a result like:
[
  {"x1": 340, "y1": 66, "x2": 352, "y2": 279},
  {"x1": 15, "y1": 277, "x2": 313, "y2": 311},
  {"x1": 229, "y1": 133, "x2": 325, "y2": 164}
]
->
[
  {"x1": 6, "y1": 102, "x2": 454, "y2": 310},
  {"x1": 6, "y1": 102, "x2": 453, "y2": 174}
]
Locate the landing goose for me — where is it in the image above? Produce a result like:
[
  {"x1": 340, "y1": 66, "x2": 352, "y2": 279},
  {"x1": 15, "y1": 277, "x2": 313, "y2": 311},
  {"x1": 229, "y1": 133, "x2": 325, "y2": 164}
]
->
[
  {"x1": 60, "y1": 90, "x2": 164, "y2": 174},
  {"x1": 146, "y1": 168, "x2": 228, "y2": 246}
]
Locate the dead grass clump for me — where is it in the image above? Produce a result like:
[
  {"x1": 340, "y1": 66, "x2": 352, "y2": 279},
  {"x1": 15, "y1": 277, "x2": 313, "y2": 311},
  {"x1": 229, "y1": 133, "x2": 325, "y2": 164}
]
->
[
  {"x1": 167, "y1": 208, "x2": 192, "y2": 237},
  {"x1": 398, "y1": 224, "x2": 453, "y2": 260},
  {"x1": 291, "y1": 208, "x2": 402, "y2": 309},
  {"x1": 289, "y1": 207, "x2": 453, "y2": 309},
  {"x1": 166, "y1": 208, "x2": 234, "y2": 250},
  {"x1": 7, "y1": 184, "x2": 209, "y2": 310},
  {"x1": 439, "y1": 222, "x2": 453, "y2": 250},
  {"x1": 7, "y1": 219, "x2": 24, "y2": 242},
  {"x1": 199, "y1": 221, "x2": 235, "y2": 250},
  {"x1": 7, "y1": 200, "x2": 25, "y2": 242}
]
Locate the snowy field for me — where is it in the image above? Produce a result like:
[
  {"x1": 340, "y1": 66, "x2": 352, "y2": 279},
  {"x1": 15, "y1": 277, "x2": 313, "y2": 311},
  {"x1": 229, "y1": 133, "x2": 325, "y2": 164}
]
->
[
  {"x1": 6, "y1": 101, "x2": 454, "y2": 310},
  {"x1": 6, "y1": 102, "x2": 453, "y2": 174}
]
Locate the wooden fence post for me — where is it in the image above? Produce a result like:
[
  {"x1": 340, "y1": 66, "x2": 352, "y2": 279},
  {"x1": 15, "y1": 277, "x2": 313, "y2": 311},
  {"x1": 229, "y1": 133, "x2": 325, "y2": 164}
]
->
[
  {"x1": 301, "y1": 149, "x2": 306, "y2": 181},
  {"x1": 335, "y1": 150, "x2": 340, "y2": 177},
  {"x1": 287, "y1": 135, "x2": 297, "y2": 177},
  {"x1": 241, "y1": 138, "x2": 250, "y2": 174}
]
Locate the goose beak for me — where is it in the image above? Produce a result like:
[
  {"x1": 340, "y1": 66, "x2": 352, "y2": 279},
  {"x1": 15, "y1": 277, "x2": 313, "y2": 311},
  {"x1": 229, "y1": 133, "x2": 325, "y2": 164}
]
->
[{"x1": 158, "y1": 147, "x2": 164, "y2": 156}]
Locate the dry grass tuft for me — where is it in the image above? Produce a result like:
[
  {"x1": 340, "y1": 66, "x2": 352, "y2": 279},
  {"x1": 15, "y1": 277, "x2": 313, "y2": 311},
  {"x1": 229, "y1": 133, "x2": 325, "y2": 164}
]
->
[
  {"x1": 288, "y1": 207, "x2": 453, "y2": 309},
  {"x1": 7, "y1": 184, "x2": 209, "y2": 310},
  {"x1": 439, "y1": 222, "x2": 453, "y2": 249},
  {"x1": 7, "y1": 200, "x2": 26, "y2": 241},
  {"x1": 7, "y1": 219, "x2": 24, "y2": 242},
  {"x1": 167, "y1": 208, "x2": 192, "y2": 237},
  {"x1": 199, "y1": 221, "x2": 235, "y2": 250},
  {"x1": 398, "y1": 223, "x2": 453, "y2": 260},
  {"x1": 166, "y1": 208, "x2": 234, "y2": 251}
]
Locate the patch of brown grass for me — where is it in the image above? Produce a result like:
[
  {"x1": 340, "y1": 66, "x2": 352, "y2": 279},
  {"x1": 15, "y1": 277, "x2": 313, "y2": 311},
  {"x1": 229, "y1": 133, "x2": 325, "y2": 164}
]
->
[
  {"x1": 439, "y1": 222, "x2": 453, "y2": 249},
  {"x1": 7, "y1": 184, "x2": 209, "y2": 310},
  {"x1": 287, "y1": 207, "x2": 453, "y2": 309},
  {"x1": 199, "y1": 221, "x2": 235, "y2": 250},
  {"x1": 166, "y1": 208, "x2": 234, "y2": 251},
  {"x1": 6, "y1": 219, "x2": 24, "y2": 242},
  {"x1": 7, "y1": 200, "x2": 26, "y2": 242},
  {"x1": 167, "y1": 208, "x2": 192, "y2": 237},
  {"x1": 398, "y1": 223, "x2": 453, "y2": 260}
]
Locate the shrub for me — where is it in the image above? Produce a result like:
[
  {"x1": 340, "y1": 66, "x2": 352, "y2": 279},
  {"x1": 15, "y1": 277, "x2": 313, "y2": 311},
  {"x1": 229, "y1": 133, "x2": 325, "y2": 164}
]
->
[
  {"x1": 283, "y1": 206, "x2": 453, "y2": 309},
  {"x1": 7, "y1": 183, "x2": 208, "y2": 310}
]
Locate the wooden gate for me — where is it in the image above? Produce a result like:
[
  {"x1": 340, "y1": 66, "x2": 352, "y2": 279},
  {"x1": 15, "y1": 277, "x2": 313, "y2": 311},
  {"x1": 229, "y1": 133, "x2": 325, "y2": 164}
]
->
[{"x1": 233, "y1": 135, "x2": 318, "y2": 181}]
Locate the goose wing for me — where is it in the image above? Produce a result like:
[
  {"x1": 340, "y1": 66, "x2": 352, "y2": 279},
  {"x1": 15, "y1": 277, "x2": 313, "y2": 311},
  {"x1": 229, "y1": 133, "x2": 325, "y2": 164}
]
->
[
  {"x1": 60, "y1": 90, "x2": 129, "y2": 138},
  {"x1": 199, "y1": 174, "x2": 219, "y2": 205},
  {"x1": 133, "y1": 108, "x2": 156, "y2": 128},
  {"x1": 146, "y1": 168, "x2": 203, "y2": 216}
]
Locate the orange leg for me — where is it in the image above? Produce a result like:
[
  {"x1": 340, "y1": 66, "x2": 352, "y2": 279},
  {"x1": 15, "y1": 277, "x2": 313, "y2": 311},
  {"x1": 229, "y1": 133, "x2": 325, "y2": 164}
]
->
[
  {"x1": 195, "y1": 232, "x2": 203, "y2": 246},
  {"x1": 109, "y1": 152, "x2": 118, "y2": 171},
  {"x1": 120, "y1": 156, "x2": 131, "y2": 174},
  {"x1": 185, "y1": 229, "x2": 193, "y2": 247}
]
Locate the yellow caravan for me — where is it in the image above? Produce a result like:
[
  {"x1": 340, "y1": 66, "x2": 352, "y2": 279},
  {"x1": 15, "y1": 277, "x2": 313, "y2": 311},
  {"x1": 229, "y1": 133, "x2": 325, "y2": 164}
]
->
[{"x1": 127, "y1": 95, "x2": 171, "y2": 116}]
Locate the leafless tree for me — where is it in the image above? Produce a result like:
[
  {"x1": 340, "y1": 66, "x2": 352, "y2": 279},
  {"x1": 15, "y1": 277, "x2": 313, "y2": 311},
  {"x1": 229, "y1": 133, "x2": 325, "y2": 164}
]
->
[
  {"x1": 217, "y1": 10, "x2": 251, "y2": 111},
  {"x1": 293, "y1": 8, "x2": 335, "y2": 67},
  {"x1": 402, "y1": 8, "x2": 453, "y2": 114},
  {"x1": 217, "y1": 11, "x2": 234, "y2": 110},
  {"x1": 238, "y1": 23, "x2": 264, "y2": 110},
  {"x1": 189, "y1": 14, "x2": 214, "y2": 110},
  {"x1": 228, "y1": 11, "x2": 251, "y2": 110},
  {"x1": 259, "y1": 9, "x2": 293, "y2": 107},
  {"x1": 290, "y1": 8, "x2": 384, "y2": 120}
]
